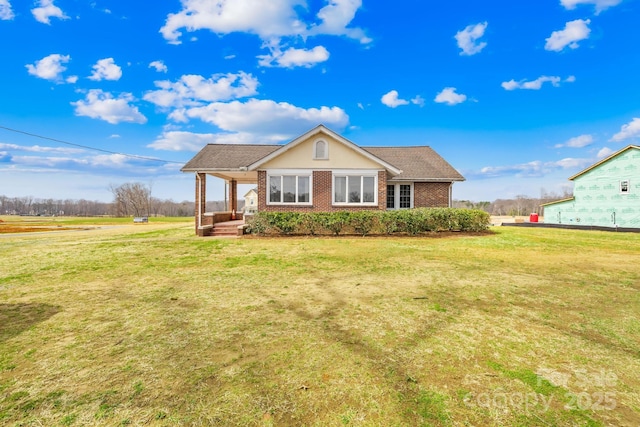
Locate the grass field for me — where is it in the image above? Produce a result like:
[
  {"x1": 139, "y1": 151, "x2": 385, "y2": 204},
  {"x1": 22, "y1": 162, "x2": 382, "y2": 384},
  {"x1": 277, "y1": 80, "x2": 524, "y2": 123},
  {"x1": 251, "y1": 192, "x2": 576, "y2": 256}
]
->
[{"x1": 1, "y1": 217, "x2": 639, "y2": 426}]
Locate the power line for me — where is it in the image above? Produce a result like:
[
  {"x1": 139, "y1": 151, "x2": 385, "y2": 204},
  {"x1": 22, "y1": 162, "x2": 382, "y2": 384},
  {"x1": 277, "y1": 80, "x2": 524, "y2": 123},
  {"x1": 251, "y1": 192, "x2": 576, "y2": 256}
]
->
[{"x1": 0, "y1": 125, "x2": 185, "y2": 165}]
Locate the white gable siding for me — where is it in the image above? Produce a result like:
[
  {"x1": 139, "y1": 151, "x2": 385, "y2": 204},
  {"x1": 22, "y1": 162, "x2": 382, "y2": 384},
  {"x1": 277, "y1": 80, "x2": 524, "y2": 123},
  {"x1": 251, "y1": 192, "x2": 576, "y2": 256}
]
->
[{"x1": 260, "y1": 135, "x2": 382, "y2": 170}]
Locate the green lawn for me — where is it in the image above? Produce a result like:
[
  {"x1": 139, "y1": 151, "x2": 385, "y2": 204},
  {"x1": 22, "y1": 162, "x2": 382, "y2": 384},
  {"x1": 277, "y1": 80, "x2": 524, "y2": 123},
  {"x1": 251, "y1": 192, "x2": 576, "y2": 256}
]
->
[{"x1": 1, "y1": 222, "x2": 639, "y2": 426}]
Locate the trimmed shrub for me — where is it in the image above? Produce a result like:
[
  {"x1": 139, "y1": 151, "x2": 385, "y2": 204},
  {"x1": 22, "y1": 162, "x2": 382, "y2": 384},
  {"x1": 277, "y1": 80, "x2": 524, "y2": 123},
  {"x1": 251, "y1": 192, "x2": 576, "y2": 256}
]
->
[
  {"x1": 379, "y1": 210, "x2": 400, "y2": 234},
  {"x1": 271, "y1": 212, "x2": 302, "y2": 234},
  {"x1": 246, "y1": 214, "x2": 270, "y2": 235},
  {"x1": 248, "y1": 208, "x2": 489, "y2": 236},
  {"x1": 350, "y1": 210, "x2": 377, "y2": 236},
  {"x1": 319, "y1": 211, "x2": 351, "y2": 235}
]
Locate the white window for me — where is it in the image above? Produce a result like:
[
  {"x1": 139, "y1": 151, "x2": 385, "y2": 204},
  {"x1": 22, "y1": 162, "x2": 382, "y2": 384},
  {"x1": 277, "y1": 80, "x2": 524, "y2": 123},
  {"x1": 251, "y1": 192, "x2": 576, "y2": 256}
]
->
[
  {"x1": 268, "y1": 174, "x2": 312, "y2": 204},
  {"x1": 620, "y1": 180, "x2": 630, "y2": 193},
  {"x1": 386, "y1": 183, "x2": 413, "y2": 209},
  {"x1": 333, "y1": 173, "x2": 377, "y2": 205},
  {"x1": 313, "y1": 140, "x2": 328, "y2": 160}
]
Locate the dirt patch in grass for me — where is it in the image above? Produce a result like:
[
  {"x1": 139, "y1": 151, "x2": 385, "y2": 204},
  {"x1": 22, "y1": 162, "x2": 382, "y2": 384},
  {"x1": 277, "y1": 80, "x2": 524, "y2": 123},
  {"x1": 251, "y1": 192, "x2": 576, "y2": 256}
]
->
[{"x1": 0, "y1": 224, "x2": 85, "y2": 233}]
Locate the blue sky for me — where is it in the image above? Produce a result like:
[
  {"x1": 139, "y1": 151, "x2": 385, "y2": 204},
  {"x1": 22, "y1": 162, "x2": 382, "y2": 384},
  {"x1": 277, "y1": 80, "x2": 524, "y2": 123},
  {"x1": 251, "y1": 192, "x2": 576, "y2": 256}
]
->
[{"x1": 1, "y1": 0, "x2": 640, "y2": 203}]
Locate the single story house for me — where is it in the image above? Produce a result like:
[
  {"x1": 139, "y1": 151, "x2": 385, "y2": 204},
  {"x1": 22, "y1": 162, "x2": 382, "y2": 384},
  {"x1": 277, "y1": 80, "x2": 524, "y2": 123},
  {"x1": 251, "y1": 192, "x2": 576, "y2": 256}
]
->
[
  {"x1": 181, "y1": 125, "x2": 465, "y2": 235},
  {"x1": 542, "y1": 144, "x2": 640, "y2": 228}
]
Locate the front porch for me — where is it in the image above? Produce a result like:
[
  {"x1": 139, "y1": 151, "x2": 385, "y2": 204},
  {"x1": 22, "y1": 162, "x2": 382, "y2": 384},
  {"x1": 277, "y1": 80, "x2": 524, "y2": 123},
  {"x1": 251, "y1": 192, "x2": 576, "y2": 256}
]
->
[{"x1": 194, "y1": 171, "x2": 256, "y2": 237}]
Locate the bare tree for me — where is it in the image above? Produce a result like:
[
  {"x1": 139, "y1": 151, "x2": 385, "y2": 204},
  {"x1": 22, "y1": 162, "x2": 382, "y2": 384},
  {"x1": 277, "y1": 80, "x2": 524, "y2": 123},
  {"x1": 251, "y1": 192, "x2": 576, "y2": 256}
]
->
[{"x1": 110, "y1": 182, "x2": 152, "y2": 217}]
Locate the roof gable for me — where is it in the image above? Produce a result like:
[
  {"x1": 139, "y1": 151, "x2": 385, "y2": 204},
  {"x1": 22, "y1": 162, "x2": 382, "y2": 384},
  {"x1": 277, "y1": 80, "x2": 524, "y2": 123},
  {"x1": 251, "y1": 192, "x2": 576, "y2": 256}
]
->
[
  {"x1": 248, "y1": 125, "x2": 402, "y2": 175},
  {"x1": 243, "y1": 188, "x2": 257, "y2": 197},
  {"x1": 569, "y1": 145, "x2": 640, "y2": 180},
  {"x1": 258, "y1": 130, "x2": 384, "y2": 170}
]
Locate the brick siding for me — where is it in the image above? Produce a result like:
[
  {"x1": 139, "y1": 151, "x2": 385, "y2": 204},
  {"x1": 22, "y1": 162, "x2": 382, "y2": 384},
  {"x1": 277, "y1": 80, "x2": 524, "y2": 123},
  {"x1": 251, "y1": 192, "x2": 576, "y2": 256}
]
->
[{"x1": 414, "y1": 182, "x2": 451, "y2": 207}]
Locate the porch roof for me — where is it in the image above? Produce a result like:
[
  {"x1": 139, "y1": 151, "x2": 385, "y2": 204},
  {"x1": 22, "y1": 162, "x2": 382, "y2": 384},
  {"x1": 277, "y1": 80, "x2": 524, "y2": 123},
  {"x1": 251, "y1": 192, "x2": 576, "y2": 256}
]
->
[{"x1": 181, "y1": 144, "x2": 281, "y2": 182}]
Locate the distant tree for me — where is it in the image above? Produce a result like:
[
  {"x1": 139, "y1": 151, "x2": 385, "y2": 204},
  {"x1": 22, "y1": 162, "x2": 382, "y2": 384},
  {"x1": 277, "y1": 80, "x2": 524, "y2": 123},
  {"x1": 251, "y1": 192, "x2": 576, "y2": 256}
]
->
[
  {"x1": 452, "y1": 200, "x2": 491, "y2": 212},
  {"x1": 110, "y1": 182, "x2": 152, "y2": 217}
]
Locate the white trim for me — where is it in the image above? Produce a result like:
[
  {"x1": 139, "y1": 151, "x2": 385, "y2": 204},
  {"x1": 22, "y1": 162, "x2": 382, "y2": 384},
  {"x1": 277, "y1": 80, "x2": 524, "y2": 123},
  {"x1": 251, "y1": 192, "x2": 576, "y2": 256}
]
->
[
  {"x1": 332, "y1": 169, "x2": 380, "y2": 175},
  {"x1": 264, "y1": 168, "x2": 314, "y2": 175},
  {"x1": 332, "y1": 172, "x2": 378, "y2": 206},
  {"x1": 386, "y1": 182, "x2": 414, "y2": 209},
  {"x1": 266, "y1": 172, "x2": 313, "y2": 206}
]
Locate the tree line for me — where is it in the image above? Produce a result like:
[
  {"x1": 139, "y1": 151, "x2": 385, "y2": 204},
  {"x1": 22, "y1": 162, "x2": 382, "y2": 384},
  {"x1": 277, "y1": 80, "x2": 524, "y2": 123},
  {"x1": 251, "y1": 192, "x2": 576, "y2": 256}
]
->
[
  {"x1": 452, "y1": 188, "x2": 573, "y2": 217},
  {"x1": 1, "y1": 183, "x2": 239, "y2": 217},
  {"x1": 2, "y1": 183, "x2": 571, "y2": 218},
  {"x1": 0, "y1": 194, "x2": 236, "y2": 217}
]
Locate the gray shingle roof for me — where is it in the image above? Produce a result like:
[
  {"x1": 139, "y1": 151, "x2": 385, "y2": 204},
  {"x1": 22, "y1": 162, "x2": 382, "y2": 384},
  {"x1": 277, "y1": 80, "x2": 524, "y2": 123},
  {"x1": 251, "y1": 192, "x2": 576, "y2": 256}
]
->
[
  {"x1": 181, "y1": 144, "x2": 281, "y2": 171},
  {"x1": 364, "y1": 146, "x2": 465, "y2": 181},
  {"x1": 182, "y1": 143, "x2": 464, "y2": 181}
]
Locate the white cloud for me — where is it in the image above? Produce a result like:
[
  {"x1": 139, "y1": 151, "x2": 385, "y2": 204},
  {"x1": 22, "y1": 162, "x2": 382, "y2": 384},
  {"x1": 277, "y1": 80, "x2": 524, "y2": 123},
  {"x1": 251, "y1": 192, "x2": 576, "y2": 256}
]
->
[
  {"x1": 545, "y1": 19, "x2": 591, "y2": 52},
  {"x1": 0, "y1": 142, "x2": 83, "y2": 154},
  {"x1": 597, "y1": 147, "x2": 614, "y2": 158},
  {"x1": 161, "y1": 0, "x2": 306, "y2": 44},
  {"x1": 151, "y1": 99, "x2": 349, "y2": 149},
  {"x1": 71, "y1": 89, "x2": 147, "y2": 125},
  {"x1": 478, "y1": 157, "x2": 593, "y2": 178},
  {"x1": 555, "y1": 157, "x2": 590, "y2": 169},
  {"x1": 160, "y1": 0, "x2": 369, "y2": 45},
  {"x1": 554, "y1": 134, "x2": 594, "y2": 148},
  {"x1": 411, "y1": 95, "x2": 425, "y2": 107},
  {"x1": 610, "y1": 118, "x2": 640, "y2": 142},
  {"x1": 25, "y1": 53, "x2": 70, "y2": 81},
  {"x1": 66, "y1": 75, "x2": 78, "y2": 84},
  {"x1": 178, "y1": 98, "x2": 349, "y2": 135},
  {"x1": 31, "y1": 0, "x2": 68, "y2": 24},
  {"x1": 258, "y1": 45, "x2": 330, "y2": 68},
  {"x1": 479, "y1": 160, "x2": 544, "y2": 177},
  {"x1": 89, "y1": 58, "x2": 122, "y2": 81},
  {"x1": 149, "y1": 60, "x2": 168, "y2": 73},
  {"x1": 9, "y1": 152, "x2": 171, "y2": 173},
  {"x1": 144, "y1": 72, "x2": 259, "y2": 108},
  {"x1": 560, "y1": 0, "x2": 621, "y2": 13},
  {"x1": 502, "y1": 75, "x2": 575, "y2": 90},
  {"x1": 381, "y1": 90, "x2": 409, "y2": 108},
  {"x1": 434, "y1": 87, "x2": 467, "y2": 105},
  {"x1": 0, "y1": 0, "x2": 14, "y2": 20},
  {"x1": 455, "y1": 22, "x2": 488, "y2": 56},
  {"x1": 308, "y1": 0, "x2": 371, "y2": 43},
  {"x1": 149, "y1": 131, "x2": 224, "y2": 151}
]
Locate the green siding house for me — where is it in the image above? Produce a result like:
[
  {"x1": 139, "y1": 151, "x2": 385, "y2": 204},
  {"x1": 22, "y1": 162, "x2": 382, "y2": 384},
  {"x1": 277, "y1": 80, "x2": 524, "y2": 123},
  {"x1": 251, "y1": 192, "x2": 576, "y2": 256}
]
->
[{"x1": 542, "y1": 145, "x2": 640, "y2": 228}]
